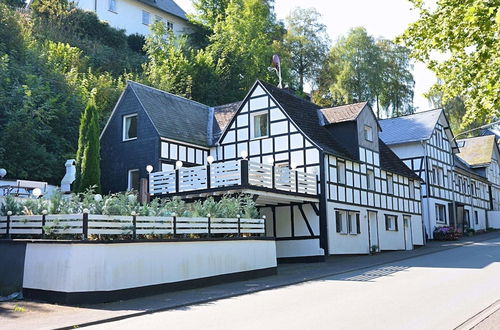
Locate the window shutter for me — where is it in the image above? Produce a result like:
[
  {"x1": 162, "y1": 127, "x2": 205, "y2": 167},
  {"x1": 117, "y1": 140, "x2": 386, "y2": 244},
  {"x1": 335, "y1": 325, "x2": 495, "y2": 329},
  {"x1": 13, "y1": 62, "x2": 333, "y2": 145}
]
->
[{"x1": 356, "y1": 214, "x2": 361, "y2": 234}]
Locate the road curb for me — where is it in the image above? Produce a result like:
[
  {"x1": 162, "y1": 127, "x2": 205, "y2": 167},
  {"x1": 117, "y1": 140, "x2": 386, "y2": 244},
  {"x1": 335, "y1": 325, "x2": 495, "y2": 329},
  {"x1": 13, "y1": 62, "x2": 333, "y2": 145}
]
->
[
  {"x1": 454, "y1": 300, "x2": 500, "y2": 330},
  {"x1": 58, "y1": 233, "x2": 500, "y2": 329}
]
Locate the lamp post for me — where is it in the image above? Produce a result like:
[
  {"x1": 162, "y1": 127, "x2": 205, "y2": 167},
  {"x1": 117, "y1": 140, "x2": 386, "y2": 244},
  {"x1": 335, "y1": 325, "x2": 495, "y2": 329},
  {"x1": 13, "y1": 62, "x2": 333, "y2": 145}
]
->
[
  {"x1": 32, "y1": 188, "x2": 43, "y2": 199},
  {"x1": 0, "y1": 168, "x2": 6, "y2": 179}
]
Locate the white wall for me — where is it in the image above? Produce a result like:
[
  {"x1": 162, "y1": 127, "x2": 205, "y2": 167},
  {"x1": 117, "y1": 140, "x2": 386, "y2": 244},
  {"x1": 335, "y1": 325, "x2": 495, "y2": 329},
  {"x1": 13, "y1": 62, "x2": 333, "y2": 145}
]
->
[
  {"x1": 75, "y1": 0, "x2": 190, "y2": 36},
  {"x1": 488, "y1": 211, "x2": 500, "y2": 228},
  {"x1": 275, "y1": 239, "x2": 323, "y2": 258},
  {"x1": 23, "y1": 240, "x2": 276, "y2": 292}
]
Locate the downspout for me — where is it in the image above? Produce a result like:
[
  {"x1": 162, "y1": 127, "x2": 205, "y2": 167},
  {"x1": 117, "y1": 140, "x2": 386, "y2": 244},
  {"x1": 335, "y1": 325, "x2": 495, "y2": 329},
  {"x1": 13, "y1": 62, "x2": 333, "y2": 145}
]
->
[
  {"x1": 422, "y1": 140, "x2": 432, "y2": 240},
  {"x1": 319, "y1": 151, "x2": 329, "y2": 256}
]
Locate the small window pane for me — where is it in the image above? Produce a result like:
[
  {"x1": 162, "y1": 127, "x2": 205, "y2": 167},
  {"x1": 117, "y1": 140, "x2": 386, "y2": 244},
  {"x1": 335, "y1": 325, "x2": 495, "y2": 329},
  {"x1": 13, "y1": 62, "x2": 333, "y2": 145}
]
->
[
  {"x1": 364, "y1": 125, "x2": 373, "y2": 142},
  {"x1": 108, "y1": 0, "x2": 116, "y2": 11},
  {"x1": 124, "y1": 115, "x2": 137, "y2": 140},
  {"x1": 253, "y1": 113, "x2": 268, "y2": 138},
  {"x1": 337, "y1": 162, "x2": 346, "y2": 184},
  {"x1": 128, "y1": 170, "x2": 140, "y2": 191},
  {"x1": 367, "y1": 170, "x2": 375, "y2": 191}
]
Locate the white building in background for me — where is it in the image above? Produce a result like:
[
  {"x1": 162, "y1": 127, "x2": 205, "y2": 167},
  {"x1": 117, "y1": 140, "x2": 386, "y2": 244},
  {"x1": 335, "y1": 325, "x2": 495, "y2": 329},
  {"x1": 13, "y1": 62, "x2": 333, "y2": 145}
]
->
[
  {"x1": 380, "y1": 109, "x2": 491, "y2": 238},
  {"x1": 74, "y1": 0, "x2": 191, "y2": 36}
]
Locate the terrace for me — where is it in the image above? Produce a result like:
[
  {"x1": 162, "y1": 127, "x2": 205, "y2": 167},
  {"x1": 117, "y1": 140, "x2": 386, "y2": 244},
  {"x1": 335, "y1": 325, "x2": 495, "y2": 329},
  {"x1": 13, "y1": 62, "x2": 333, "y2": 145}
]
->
[{"x1": 149, "y1": 159, "x2": 319, "y2": 206}]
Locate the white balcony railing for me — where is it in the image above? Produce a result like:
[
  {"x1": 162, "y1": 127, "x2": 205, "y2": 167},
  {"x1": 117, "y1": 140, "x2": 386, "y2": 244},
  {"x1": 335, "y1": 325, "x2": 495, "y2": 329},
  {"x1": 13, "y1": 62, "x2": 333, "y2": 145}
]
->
[{"x1": 149, "y1": 160, "x2": 318, "y2": 197}]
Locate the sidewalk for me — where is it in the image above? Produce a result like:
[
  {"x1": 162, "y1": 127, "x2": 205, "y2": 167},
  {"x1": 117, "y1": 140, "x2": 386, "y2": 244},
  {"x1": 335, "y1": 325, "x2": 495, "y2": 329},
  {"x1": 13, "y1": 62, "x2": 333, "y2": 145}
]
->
[{"x1": 1, "y1": 231, "x2": 499, "y2": 330}]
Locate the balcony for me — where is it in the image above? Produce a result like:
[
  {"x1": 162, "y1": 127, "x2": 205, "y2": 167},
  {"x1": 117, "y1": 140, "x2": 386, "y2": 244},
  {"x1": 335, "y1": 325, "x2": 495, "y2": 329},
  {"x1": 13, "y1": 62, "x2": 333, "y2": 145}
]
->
[{"x1": 149, "y1": 160, "x2": 319, "y2": 204}]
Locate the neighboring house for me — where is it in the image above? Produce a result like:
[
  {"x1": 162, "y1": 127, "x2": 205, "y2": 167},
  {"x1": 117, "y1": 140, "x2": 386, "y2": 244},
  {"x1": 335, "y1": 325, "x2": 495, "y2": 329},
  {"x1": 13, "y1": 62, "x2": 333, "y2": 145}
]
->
[
  {"x1": 456, "y1": 135, "x2": 500, "y2": 211},
  {"x1": 74, "y1": 0, "x2": 190, "y2": 36},
  {"x1": 100, "y1": 80, "x2": 425, "y2": 260},
  {"x1": 380, "y1": 109, "x2": 491, "y2": 238}
]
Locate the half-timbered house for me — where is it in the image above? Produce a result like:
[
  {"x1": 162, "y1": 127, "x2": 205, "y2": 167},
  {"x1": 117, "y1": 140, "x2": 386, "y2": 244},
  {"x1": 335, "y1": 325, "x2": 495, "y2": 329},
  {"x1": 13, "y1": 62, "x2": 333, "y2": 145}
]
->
[
  {"x1": 380, "y1": 109, "x2": 491, "y2": 238},
  {"x1": 101, "y1": 80, "x2": 425, "y2": 260}
]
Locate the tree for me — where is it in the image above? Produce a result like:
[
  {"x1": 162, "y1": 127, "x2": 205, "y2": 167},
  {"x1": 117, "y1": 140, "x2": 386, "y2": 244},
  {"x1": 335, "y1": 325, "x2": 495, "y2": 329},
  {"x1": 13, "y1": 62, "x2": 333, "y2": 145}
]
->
[
  {"x1": 399, "y1": 0, "x2": 499, "y2": 127},
  {"x1": 75, "y1": 96, "x2": 101, "y2": 193},
  {"x1": 314, "y1": 27, "x2": 415, "y2": 118},
  {"x1": 283, "y1": 8, "x2": 330, "y2": 92}
]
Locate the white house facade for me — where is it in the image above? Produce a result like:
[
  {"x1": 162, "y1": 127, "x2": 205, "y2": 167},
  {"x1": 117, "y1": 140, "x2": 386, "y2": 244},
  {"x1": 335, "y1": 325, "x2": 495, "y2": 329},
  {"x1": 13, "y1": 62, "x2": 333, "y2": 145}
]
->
[
  {"x1": 74, "y1": 0, "x2": 190, "y2": 36},
  {"x1": 380, "y1": 110, "x2": 492, "y2": 238},
  {"x1": 100, "y1": 80, "x2": 425, "y2": 262}
]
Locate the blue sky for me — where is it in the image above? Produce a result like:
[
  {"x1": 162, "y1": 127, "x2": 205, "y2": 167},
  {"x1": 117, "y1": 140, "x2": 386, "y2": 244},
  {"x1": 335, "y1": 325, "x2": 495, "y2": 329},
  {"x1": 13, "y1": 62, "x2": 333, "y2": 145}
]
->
[{"x1": 175, "y1": 0, "x2": 436, "y2": 112}]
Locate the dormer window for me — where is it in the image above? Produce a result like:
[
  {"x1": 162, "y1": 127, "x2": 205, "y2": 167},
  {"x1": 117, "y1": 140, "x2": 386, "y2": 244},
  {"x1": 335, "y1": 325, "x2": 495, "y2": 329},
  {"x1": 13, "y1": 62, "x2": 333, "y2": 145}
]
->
[
  {"x1": 364, "y1": 125, "x2": 373, "y2": 142},
  {"x1": 123, "y1": 114, "x2": 137, "y2": 141},
  {"x1": 251, "y1": 111, "x2": 269, "y2": 139}
]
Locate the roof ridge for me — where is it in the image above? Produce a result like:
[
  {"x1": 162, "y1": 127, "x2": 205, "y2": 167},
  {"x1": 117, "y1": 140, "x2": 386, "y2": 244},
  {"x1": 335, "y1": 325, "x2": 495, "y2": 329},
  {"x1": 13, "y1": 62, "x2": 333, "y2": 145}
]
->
[
  {"x1": 380, "y1": 108, "x2": 442, "y2": 121},
  {"x1": 127, "y1": 80, "x2": 210, "y2": 110}
]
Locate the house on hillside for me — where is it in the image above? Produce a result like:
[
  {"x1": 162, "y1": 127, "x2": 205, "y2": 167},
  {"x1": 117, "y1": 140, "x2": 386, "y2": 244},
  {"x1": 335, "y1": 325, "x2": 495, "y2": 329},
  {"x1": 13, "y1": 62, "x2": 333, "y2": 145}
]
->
[
  {"x1": 456, "y1": 135, "x2": 500, "y2": 211},
  {"x1": 100, "y1": 80, "x2": 425, "y2": 261},
  {"x1": 379, "y1": 110, "x2": 491, "y2": 238},
  {"x1": 73, "y1": 0, "x2": 190, "y2": 36}
]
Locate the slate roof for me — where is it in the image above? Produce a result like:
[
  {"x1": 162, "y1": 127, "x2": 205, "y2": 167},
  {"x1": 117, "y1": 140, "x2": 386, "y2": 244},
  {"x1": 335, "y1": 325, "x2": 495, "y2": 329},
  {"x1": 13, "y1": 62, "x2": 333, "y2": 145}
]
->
[
  {"x1": 128, "y1": 81, "x2": 211, "y2": 146},
  {"x1": 320, "y1": 102, "x2": 368, "y2": 124},
  {"x1": 456, "y1": 135, "x2": 496, "y2": 167},
  {"x1": 258, "y1": 81, "x2": 356, "y2": 160},
  {"x1": 136, "y1": 0, "x2": 187, "y2": 20},
  {"x1": 258, "y1": 81, "x2": 420, "y2": 180},
  {"x1": 379, "y1": 109, "x2": 442, "y2": 145}
]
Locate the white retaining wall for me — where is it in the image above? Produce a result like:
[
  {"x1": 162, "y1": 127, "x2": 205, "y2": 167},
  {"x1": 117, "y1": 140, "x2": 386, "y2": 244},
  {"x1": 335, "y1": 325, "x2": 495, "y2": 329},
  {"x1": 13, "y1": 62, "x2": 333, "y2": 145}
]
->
[
  {"x1": 489, "y1": 211, "x2": 500, "y2": 228},
  {"x1": 23, "y1": 240, "x2": 276, "y2": 293}
]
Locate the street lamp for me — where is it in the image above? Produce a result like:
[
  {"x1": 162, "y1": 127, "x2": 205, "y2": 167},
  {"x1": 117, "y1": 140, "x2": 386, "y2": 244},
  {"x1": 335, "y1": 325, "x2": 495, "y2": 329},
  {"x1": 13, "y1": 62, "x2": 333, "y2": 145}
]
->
[
  {"x1": 176, "y1": 160, "x2": 183, "y2": 169},
  {"x1": 207, "y1": 156, "x2": 214, "y2": 164},
  {"x1": 0, "y1": 168, "x2": 6, "y2": 179},
  {"x1": 146, "y1": 165, "x2": 153, "y2": 174},
  {"x1": 32, "y1": 188, "x2": 43, "y2": 199},
  {"x1": 241, "y1": 150, "x2": 248, "y2": 159}
]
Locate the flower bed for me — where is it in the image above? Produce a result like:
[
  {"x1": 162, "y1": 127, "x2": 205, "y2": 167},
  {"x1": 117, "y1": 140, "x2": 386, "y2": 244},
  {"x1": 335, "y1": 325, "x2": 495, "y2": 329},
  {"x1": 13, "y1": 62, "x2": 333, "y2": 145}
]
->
[{"x1": 433, "y1": 226, "x2": 461, "y2": 241}]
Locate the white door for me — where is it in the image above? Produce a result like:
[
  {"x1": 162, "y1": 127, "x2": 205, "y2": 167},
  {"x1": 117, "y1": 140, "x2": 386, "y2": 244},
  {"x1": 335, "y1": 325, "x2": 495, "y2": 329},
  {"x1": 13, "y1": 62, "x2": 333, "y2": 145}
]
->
[
  {"x1": 404, "y1": 216, "x2": 413, "y2": 250},
  {"x1": 368, "y1": 211, "x2": 379, "y2": 252}
]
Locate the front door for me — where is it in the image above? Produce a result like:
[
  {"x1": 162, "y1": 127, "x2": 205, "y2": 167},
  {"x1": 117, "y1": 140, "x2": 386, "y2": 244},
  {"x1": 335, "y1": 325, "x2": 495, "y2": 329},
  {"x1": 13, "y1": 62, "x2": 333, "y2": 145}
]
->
[
  {"x1": 403, "y1": 216, "x2": 413, "y2": 250},
  {"x1": 368, "y1": 211, "x2": 379, "y2": 252}
]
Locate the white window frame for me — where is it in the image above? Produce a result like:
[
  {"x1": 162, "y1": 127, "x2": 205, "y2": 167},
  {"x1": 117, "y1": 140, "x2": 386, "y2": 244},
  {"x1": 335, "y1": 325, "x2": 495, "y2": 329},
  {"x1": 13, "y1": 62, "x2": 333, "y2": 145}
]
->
[
  {"x1": 364, "y1": 125, "x2": 373, "y2": 142},
  {"x1": 123, "y1": 114, "x2": 138, "y2": 141},
  {"x1": 387, "y1": 174, "x2": 394, "y2": 194},
  {"x1": 367, "y1": 169, "x2": 375, "y2": 191},
  {"x1": 385, "y1": 215, "x2": 398, "y2": 231},
  {"x1": 142, "y1": 10, "x2": 151, "y2": 25},
  {"x1": 348, "y1": 212, "x2": 360, "y2": 235},
  {"x1": 127, "y1": 169, "x2": 140, "y2": 191},
  {"x1": 337, "y1": 161, "x2": 346, "y2": 184},
  {"x1": 435, "y1": 204, "x2": 446, "y2": 223},
  {"x1": 250, "y1": 111, "x2": 269, "y2": 139},
  {"x1": 108, "y1": 0, "x2": 116, "y2": 12},
  {"x1": 409, "y1": 180, "x2": 415, "y2": 199}
]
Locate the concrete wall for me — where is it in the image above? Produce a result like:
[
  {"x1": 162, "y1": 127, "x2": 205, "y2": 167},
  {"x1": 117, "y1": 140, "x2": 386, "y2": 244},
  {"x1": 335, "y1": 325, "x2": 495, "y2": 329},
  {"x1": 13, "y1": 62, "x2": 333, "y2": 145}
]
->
[
  {"x1": 488, "y1": 211, "x2": 500, "y2": 228},
  {"x1": 0, "y1": 241, "x2": 26, "y2": 296},
  {"x1": 22, "y1": 239, "x2": 276, "y2": 294}
]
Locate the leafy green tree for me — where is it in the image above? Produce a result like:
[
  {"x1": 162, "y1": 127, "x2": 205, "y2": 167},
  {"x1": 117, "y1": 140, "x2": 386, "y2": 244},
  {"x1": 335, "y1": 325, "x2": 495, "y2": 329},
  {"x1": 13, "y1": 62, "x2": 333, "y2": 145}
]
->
[
  {"x1": 75, "y1": 96, "x2": 101, "y2": 193},
  {"x1": 314, "y1": 27, "x2": 414, "y2": 118},
  {"x1": 399, "y1": 0, "x2": 499, "y2": 127},
  {"x1": 0, "y1": 0, "x2": 25, "y2": 8},
  {"x1": 283, "y1": 7, "x2": 330, "y2": 92}
]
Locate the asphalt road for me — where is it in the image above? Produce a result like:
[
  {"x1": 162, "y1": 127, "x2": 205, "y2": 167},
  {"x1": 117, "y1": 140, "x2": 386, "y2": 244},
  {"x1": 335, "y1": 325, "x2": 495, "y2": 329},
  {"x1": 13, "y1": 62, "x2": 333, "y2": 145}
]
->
[{"x1": 88, "y1": 238, "x2": 500, "y2": 330}]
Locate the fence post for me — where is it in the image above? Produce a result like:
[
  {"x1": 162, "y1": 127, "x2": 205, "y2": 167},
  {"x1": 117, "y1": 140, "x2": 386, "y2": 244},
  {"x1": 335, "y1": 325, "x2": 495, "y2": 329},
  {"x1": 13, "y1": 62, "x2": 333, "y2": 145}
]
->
[
  {"x1": 263, "y1": 215, "x2": 267, "y2": 237},
  {"x1": 175, "y1": 169, "x2": 180, "y2": 193},
  {"x1": 295, "y1": 170, "x2": 299, "y2": 193},
  {"x1": 237, "y1": 214, "x2": 241, "y2": 237},
  {"x1": 41, "y1": 210, "x2": 47, "y2": 239},
  {"x1": 132, "y1": 211, "x2": 137, "y2": 240},
  {"x1": 6, "y1": 211, "x2": 11, "y2": 239},
  {"x1": 207, "y1": 214, "x2": 211, "y2": 237},
  {"x1": 82, "y1": 209, "x2": 89, "y2": 240},
  {"x1": 271, "y1": 165, "x2": 275, "y2": 190},
  {"x1": 173, "y1": 213, "x2": 177, "y2": 237},
  {"x1": 240, "y1": 159, "x2": 249, "y2": 186},
  {"x1": 207, "y1": 164, "x2": 211, "y2": 189}
]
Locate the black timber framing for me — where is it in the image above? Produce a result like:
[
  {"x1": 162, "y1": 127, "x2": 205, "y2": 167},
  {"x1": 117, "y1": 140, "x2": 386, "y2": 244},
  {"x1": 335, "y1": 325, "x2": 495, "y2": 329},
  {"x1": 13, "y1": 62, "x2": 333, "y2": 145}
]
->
[{"x1": 319, "y1": 152, "x2": 329, "y2": 255}]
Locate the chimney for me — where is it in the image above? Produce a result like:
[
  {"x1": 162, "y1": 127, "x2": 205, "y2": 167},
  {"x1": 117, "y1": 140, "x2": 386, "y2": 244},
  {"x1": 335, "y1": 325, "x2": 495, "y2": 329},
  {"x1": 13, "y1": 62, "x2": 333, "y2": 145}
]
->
[{"x1": 61, "y1": 159, "x2": 76, "y2": 193}]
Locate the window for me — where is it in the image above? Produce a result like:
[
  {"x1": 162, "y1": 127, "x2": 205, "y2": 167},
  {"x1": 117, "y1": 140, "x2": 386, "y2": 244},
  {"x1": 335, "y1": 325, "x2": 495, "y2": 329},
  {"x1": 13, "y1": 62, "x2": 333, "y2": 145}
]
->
[
  {"x1": 385, "y1": 215, "x2": 398, "y2": 231},
  {"x1": 128, "y1": 169, "x2": 140, "y2": 191},
  {"x1": 251, "y1": 112, "x2": 269, "y2": 138},
  {"x1": 348, "y1": 212, "x2": 361, "y2": 234},
  {"x1": 337, "y1": 162, "x2": 346, "y2": 184},
  {"x1": 474, "y1": 211, "x2": 479, "y2": 225},
  {"x1": 123, "y1": 114, "x2": 138, "y2": 141},
  {"x1": 167, "y1": 21, "x2": 174, "y2": 31},
  {"x1": 335, "y1": 211, "x2": 347, "y2": 234},
  {"x1": 409, "y1": 180, "x2": 415, "y2": 199},
  {"x1": 364, "y1": 125, "x2": 373, "y2": 142},
  {"x1": 464, "y1": 210, "x2": 470, "y2": 227},
  {"x1": 142, "y1": 10, "x2": 151, "y2": 25},
  {"x1": 367, "y1": 169, "x2": 375, "y2": 191},
  {"x1": 155, "y1": 15, "x2": 163, "y2": 23},
  {"x1": 108, "y1": 0, "x2": 116, "y2": 12},
  {"x1": 387, "y1": 174, "x2": 393, "y2": 194},
  {"x1": 435, "y1": 204, "x2": 446, "y2": 223},
  {"x1": 432, "y1": 166, "x2": 442, "y2": 185}
]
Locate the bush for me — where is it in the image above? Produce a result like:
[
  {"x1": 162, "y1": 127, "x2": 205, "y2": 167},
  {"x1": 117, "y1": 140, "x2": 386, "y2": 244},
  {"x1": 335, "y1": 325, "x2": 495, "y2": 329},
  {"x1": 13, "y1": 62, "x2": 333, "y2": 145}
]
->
[
  {"x1": 0, "y1": 190, "x2": 260, "y2": 219},
  {"x1": 127, "y1": 33, "x2": 146, "y2": 54},
  {"x1": 433, "y1": 226, "x2": 461, "y2": 241}
]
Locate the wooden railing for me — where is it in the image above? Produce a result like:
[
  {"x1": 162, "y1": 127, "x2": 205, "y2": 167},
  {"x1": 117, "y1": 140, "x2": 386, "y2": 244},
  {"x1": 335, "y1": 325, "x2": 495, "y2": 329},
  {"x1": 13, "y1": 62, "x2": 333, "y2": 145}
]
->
[
  {"x1": 149, "y1": 160, "x2": 318, "y2": 196},
  {"x1": 0, "y1": 213, "x2": 265, "y2": 239}
]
